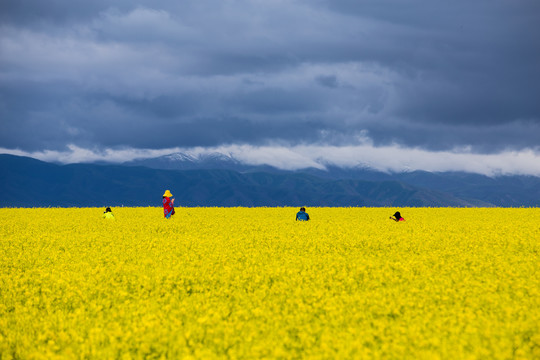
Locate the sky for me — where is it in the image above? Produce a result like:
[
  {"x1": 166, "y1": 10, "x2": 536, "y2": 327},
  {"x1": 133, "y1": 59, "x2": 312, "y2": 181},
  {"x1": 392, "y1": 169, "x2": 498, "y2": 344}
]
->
[{"x1": 1, "y1": 0, "x2": 540, "y2": 175}]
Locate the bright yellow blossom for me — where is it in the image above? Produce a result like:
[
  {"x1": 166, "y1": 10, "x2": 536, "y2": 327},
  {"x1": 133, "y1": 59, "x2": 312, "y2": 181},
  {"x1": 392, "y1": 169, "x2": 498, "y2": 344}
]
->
[{"x1": 0, "y1": 207, "x2": 539, "y2": 359}]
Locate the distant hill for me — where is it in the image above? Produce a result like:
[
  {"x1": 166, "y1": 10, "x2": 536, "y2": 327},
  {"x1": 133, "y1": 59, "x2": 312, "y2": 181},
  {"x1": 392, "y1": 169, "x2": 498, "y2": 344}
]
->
[
  {"x1": 302, "y1": 166, "x2": 540, "y2": 207},
  {"x1": 124, "y1": 151, "x2": 540, "y2": 207},
  {"x1": 0, "y1": 154, "x2": 510, "y2": 208}
]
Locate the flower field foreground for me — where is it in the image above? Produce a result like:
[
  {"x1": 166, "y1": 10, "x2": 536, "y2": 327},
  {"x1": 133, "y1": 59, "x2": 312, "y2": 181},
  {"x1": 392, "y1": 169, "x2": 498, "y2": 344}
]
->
[{"x1": 1, "y1": 207, "x2": 539, "y2": 359}]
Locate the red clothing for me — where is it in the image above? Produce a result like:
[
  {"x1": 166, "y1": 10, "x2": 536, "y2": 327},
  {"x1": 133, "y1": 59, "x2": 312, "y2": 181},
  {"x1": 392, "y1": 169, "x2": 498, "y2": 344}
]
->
[
  {"x1": 163, "y1": 197, "x2": 175, "y2": 217},
  {"x1": 399, "y1": 218, "x2": 405, "y2": 221}
]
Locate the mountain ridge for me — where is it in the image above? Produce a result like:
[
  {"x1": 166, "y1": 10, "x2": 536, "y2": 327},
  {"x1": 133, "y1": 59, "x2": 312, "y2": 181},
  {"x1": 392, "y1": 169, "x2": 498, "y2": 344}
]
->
[
  {"x1": 0, "y1": 154, "x2": 519, "y2": 207},
  {"x1": 122, "y1": 151, "x2": 540, "y2": 207}
]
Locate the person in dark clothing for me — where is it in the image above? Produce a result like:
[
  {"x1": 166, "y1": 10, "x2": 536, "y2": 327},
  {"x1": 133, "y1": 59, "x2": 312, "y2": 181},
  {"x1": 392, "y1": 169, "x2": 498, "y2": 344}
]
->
[
  {"x1": 390, "y1": 211, "x2": 405, "y2": 222},
  {"x1": 296, "y1": 207, "x2": 310, "y2": 221}
]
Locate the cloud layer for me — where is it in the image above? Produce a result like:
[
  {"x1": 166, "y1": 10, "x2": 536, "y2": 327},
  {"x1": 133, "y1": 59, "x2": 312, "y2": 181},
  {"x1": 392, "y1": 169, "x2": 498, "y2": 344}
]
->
[
  {"x1": 1, "y1": 0, "x2": 539, "y2": 173},
  {"x1": 3, "y1": 143, "x2": 540, "y2": 177}
]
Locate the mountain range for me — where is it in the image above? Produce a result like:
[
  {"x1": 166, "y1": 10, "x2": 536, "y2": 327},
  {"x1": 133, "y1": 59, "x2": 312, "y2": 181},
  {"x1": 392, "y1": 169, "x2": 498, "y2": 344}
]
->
[{"x1": 1, "y1": 153, "x2": 539, "y2": 207}]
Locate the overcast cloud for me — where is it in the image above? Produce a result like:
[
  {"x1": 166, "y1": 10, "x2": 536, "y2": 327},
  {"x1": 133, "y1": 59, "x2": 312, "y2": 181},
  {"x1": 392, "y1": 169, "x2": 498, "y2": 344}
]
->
[{"x1": 1, "y1": 0, "x2": 539, "y2": 174}]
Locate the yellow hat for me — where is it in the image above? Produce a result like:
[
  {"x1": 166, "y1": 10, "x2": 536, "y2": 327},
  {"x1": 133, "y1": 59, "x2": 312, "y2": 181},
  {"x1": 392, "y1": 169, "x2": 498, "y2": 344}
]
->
[{"x1": 163, "y1": 190, "x2": 173, "y2": 197}]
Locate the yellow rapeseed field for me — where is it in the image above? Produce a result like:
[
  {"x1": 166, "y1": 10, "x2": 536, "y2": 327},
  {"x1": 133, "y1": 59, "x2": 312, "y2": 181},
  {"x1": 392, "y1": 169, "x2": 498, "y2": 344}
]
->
[{"x1": 1, "y1": 207, "x2": 539, "y2": 359}]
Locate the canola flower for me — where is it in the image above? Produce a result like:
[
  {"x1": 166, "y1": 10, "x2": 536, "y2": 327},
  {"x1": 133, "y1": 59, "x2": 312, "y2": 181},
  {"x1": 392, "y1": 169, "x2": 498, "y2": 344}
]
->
[{"x1": 0, "y1": 207, "x2": 539, "y2": 359}]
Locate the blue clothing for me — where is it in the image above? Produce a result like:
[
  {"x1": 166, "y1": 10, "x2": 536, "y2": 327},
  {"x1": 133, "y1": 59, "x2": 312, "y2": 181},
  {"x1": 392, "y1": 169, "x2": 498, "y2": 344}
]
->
[{"x1": 296, "y1": 211, "x2": 310, "y2": 221}]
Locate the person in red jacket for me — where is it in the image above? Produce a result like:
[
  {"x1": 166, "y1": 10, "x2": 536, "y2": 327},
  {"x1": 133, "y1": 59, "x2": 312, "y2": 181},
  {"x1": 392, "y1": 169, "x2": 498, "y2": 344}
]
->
[
  {"x1": 390, "y1": 211, "x2": 405, "y2": 222},
  {"x1": 162, "y1": 190, "x2": 175, "y2": 219}
]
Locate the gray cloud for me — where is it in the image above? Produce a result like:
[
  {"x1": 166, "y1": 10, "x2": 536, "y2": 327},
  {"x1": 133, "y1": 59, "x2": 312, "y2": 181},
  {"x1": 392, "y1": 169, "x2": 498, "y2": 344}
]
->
[{"x1": 1, "y1": 0, "x2": 539, "y2": 164}]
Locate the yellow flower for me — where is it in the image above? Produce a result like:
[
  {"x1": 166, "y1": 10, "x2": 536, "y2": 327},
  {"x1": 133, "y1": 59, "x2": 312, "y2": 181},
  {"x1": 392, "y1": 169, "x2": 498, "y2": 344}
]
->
[{"x1": 0, "y1": 207, "x2": 538, "y2": 358}]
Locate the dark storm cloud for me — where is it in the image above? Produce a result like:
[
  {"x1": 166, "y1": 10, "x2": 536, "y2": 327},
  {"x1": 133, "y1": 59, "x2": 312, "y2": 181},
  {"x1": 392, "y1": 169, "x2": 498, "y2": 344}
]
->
[
  {"x1": 315, "y1": 75, "x2": 339, "y2": 89},
  {"x1": 367, "y1": 119, "x2": 540, "y2": 153},
  {"x1": 1, "y1": 0, "x2": 539, "y2": 155}
]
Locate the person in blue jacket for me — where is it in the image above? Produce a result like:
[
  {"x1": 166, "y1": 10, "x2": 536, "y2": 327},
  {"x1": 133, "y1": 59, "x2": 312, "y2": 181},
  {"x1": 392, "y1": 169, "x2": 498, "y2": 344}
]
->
[{"x1": 296, "y1": 207, "x2": 310, "y2": 221}]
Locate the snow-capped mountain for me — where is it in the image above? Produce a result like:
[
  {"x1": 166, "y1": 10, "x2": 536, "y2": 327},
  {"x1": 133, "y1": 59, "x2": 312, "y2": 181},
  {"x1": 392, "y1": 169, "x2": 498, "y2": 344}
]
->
[{"x1": 123, "y1": 152, "x2": 249, "y2": 171}]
